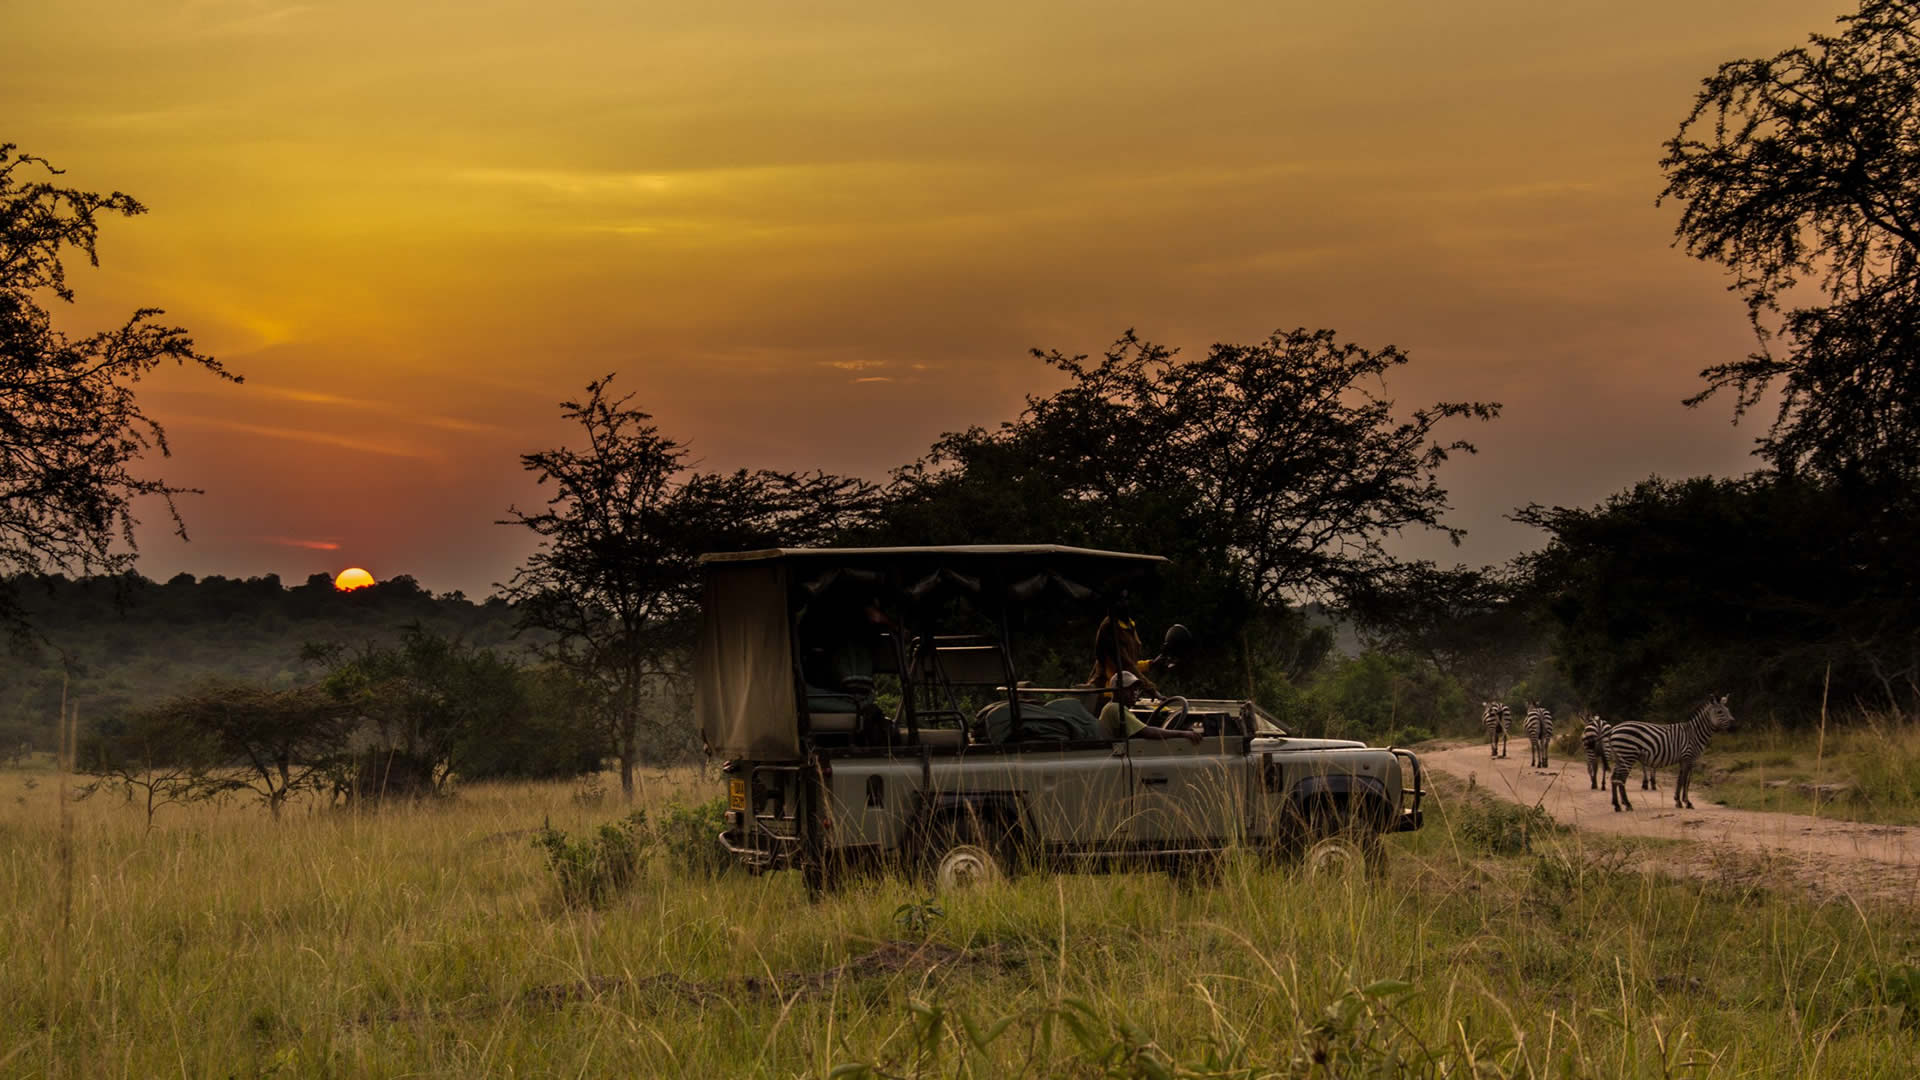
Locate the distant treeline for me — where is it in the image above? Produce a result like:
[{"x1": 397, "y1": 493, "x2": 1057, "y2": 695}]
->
[{"x1": 0, "y1": 572, "x2": 529, "y2": 753}]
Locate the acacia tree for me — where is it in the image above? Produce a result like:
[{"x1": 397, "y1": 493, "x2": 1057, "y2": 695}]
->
[
  {"x1": 89, "y1": 682, "x2": 354, "y2": 818},
  {"x1": 876, "y1": 329, "x2": 1496, "y2": 695},
  {"x1": 500, "y1": 376, "x2": 873, "y2": 796},
  {"x1": 888, "y1": 330, "x2": 1496, "y2": 600},
  {"x1": 0, "y1": 145, "x2": 238, "y2": 627},
  {"x1": 1659, "y1": 0, "x2": 1920, "y2": 485},
  {"x1": 1022, "y1": 330, "x2": 1498, "y2": 606},
  {"x1": 76, "y1": 707, "x2": 223, "y2": 830}
]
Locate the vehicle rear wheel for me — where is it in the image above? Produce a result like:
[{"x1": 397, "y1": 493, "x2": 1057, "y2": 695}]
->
[
  {"x1": 919, "y1": 813, "x2": 1008, "y2": 892},
  {"x1": 930, "y1": 839, "x2": 1003, "y2": 891}
]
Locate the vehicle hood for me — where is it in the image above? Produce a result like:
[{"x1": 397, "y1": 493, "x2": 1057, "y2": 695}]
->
[{"x1": 1248, "y1": 736, "x2": 1371, "y2": 751}]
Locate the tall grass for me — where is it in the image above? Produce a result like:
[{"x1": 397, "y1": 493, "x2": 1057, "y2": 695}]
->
[
  {"x1": 1, "y1": 764, "x2": 1914, "y2": 1077},
  {"x1": 1709, "y1": 709, "x2": 1920, "y2": 825}
]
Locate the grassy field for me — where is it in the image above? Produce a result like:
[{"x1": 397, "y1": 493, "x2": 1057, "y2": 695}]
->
[
  {"x1": 4, "y1": 761, "x2": 1917, "y2": 1078},
  {"x1": 1699, "y1": 716, "x2": 1920, "y2": 826}
]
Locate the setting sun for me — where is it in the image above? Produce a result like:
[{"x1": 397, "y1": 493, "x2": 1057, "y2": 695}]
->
[{"x1": 334, "y1": 567, "x2": 375, "y2": 591}]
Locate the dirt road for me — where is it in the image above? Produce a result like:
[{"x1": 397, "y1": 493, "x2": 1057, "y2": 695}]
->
[{"x1": 1420, "y1": 742, "x2": 1920, "y2": 907}]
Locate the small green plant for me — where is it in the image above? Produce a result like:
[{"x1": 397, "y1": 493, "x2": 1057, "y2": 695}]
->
[
  {"x1": 531, "y1": 810, "x2": 646, "y2": 907},
  {"x1": 1846, "y1": 960, "x2": 1920, "y2": 1028},
  {"x1": 892, "y1": 896, "x2": 944, "y2": 936},
  {"x1": 656, "y1": 797, "x2": 731, "y2": 879}
]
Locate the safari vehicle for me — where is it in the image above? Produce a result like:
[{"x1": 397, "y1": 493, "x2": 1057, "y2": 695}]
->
[{"x1": 697, "y1": 545, "x2": 1423, "y2": 891}]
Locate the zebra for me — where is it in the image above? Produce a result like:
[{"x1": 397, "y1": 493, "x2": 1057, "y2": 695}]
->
[
  {"x1": 1604, "y1": 695, "x2": 1735, "y2": 811},
  {"x1": 1480, "y1": 701, "x2": 1510, "y2": 759},
  {"x1": 1523, "y1": 702, "x2": 1555, "y2": 768},
  {"x1": 1580, "y1": 714, "x2": 1612, "y2": 789}
]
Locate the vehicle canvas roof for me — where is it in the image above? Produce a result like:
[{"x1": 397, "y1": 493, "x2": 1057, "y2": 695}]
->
[
  {"x1": 694, "y1": 545, "x2": 1163, "y2": 760},
  {"x1": 698, "y1": 544, "x2": 1165, "y2": 567}
]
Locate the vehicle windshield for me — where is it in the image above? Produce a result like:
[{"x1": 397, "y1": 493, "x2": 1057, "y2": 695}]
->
[
  {"x1": 1181, "y1": 698, "x2": 1287, "y2": 736},
  {"x1": 1247, "y1": 702, "x2": 1287, "y2": 735}
]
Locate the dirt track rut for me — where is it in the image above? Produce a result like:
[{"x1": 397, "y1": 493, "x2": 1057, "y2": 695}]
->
[{"x1": 1419, "y1": 742, "x2": 1920, "y2": 907}]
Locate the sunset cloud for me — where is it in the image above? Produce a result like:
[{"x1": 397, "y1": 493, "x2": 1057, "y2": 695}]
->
[
  {"x1": 171, "y1": 416, "x2": 441, "y2": 462},
  {"x1": 5, "y1": 0, "x2": 1846, "y2": 593},
  {"x1": 262, "y1": 537, "x2": 340, "y2": 551}
]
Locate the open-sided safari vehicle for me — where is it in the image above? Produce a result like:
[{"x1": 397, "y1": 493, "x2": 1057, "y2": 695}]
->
[{"x1": 697, "y1": 545, "x2": 1423, "y2": 891}]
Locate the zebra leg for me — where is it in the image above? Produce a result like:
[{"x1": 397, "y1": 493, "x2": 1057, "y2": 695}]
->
[
  {"x1": 1586, "y1": 753, "x2": 1599, "y2": 789},
  {"x1": 1610, "y1": 767, "x2": 1632, "y2": 811},
  {"x1": 1676, "y1": 762, "x2": 1693, "y2": 809}
]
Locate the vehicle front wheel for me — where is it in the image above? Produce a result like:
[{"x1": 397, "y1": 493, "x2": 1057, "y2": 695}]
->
[{"x1": 1302, "y1": 836, "x2": 1375, "y2": 880}]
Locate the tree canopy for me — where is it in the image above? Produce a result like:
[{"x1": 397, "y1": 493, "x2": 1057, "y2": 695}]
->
[
  {"x1": 872, "y1": 329, "x2": 1497, "y2": 692},
  {"x1": 884, "y1": 329, "x2": 1497, "y2": 605},
  {"x1": 0, "y1": 145, "x2": 237, "y2": 628},
  {"x1": 1660, "y1": 0, "x2": 1920, "y2": 486}
]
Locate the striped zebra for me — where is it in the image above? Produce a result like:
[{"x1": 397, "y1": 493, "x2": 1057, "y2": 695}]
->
[
  {"x1": 1604, "y1": 695, "x2": 1735, "y2": 811},
  {"x1": 1524, "y1": 702, "x2": 1555, "y2": 768},
  {"x1": 1480, "y1": 701, "x2": 1510, "y2": 759},
  {"x1": 1580, "y1": 714, "x2": 1612, "y2": 789}
]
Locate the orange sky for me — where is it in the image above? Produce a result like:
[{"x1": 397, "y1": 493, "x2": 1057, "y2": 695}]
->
[{"x1": 5, "y1": 0, "x2": 1855, "y2": 596}]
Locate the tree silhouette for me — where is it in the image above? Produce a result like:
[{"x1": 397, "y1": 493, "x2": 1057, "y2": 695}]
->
[
  {"x1": 0, "y1": 144, "x2": 238, "y2": 629},
  {"x1": 500, "y1": 376, "x2": 872, "y2": 795},
  {"x1": 1660, "y1": 0, "x2": 1920, "y2": 486}
]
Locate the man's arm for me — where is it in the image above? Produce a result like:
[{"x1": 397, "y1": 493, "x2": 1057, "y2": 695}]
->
[{"x1": 1132, "y1": 724, "x2": 1202, "y2": 744}]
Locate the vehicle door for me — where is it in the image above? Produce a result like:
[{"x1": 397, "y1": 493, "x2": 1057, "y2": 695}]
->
[
  {"x1": 1128, "y1": 735, "x2": 1245, "y2": 848},
  {"x1": 1022, "y1": 743, "x2": 1132, "y2": 849}
]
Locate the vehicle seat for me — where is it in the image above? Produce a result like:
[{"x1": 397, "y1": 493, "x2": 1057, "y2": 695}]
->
[
  {"x1": 913, "y1": 728, "x2": 966, "y2": 748},
  {"x1": 810, "y1": 712, "x2": 861, "y2": 733}
]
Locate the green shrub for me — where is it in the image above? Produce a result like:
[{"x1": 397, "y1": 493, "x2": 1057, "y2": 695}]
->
[
  {"x1": 532, "y1": 810, "x2": 647, "y2": 907},
  {"x1": 1456, "y1": 799, "x2": 1556, "y2": 855},
  {"x1": 1846, "y1": 961, "x2": 1920, "y2": 1029},
  {"x1": 657, "y1": 797, "x2": 732, "y2": 879}
]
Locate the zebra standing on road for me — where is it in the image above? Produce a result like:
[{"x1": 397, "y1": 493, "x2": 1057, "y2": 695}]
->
[
  {"x1": 1524, "y1": 702, "x2": 1555, "y2": 768},
  {"x1": 1604, "y1": 695, "x2": 1735, "y2": 811},
  {"x1": 1580, "y1": 714, "x2": 1613, "y2": 789},
  {"x1": 1481, "y1": 701, "x2": 1510, "y2": 759}
]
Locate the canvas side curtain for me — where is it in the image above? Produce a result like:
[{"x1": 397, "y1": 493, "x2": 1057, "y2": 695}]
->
[{"x1": 695, "y1": 561, "x2": 801, "y2": 760}]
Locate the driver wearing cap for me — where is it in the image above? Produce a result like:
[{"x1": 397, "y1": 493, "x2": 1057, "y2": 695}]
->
[{"x1": 1098, "y1": 671, "x2": 1202, "y2": 743}]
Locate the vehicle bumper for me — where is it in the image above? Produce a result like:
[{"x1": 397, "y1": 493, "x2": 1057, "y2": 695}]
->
[
  {"x1": 1390, "y1": 747, "x2": 1426, "y2": 832},
  {"x1": 719, "y1": 810, "x2": 799, "y2": 871}
]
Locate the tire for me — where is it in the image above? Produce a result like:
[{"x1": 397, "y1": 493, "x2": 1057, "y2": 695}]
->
[
  {"x1": 1302, "y1": 836, "x2": 1372, "y2": 880},
  {"x1": 923, "y1": 818, "x2": 1006, "y2": 892}
]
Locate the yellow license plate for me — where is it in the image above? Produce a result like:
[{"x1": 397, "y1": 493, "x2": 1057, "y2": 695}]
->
[{"x1": 728, "y1": 779, "x2": 747, "y2": 811}]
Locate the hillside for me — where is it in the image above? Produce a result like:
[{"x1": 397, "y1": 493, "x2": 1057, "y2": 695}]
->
[{"x1": 0, "y1": 573, "x2": 532, "y2": 751}]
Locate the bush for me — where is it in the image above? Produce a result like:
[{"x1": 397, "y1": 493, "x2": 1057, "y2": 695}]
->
[
  {"x1": 656, "y1": 798, "x2": 732, "y2": 879},
  {"x1": 532, "y1": 811, "x2": 647, "y2": 907},
  {"x1": 1456, "y1": 799, "x2": 1556, "y2": 855}
]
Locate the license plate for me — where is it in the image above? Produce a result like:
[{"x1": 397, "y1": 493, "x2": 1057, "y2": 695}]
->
[{"x1": 728, "y1": 779, "x2": 747, "y2": 811}]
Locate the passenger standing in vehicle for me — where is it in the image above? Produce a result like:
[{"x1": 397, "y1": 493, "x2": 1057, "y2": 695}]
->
[
  {"x1": 1099, "y1": 671, "x2": 1202, "y2": 743},
  {"x1": 1088, "y1": 591, "x2": 1158, "y2": 696}
]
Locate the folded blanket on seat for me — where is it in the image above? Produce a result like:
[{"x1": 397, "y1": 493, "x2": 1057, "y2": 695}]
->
[{"x1": 981, "y1": 697, "x2": 1101, "y2": 744}]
